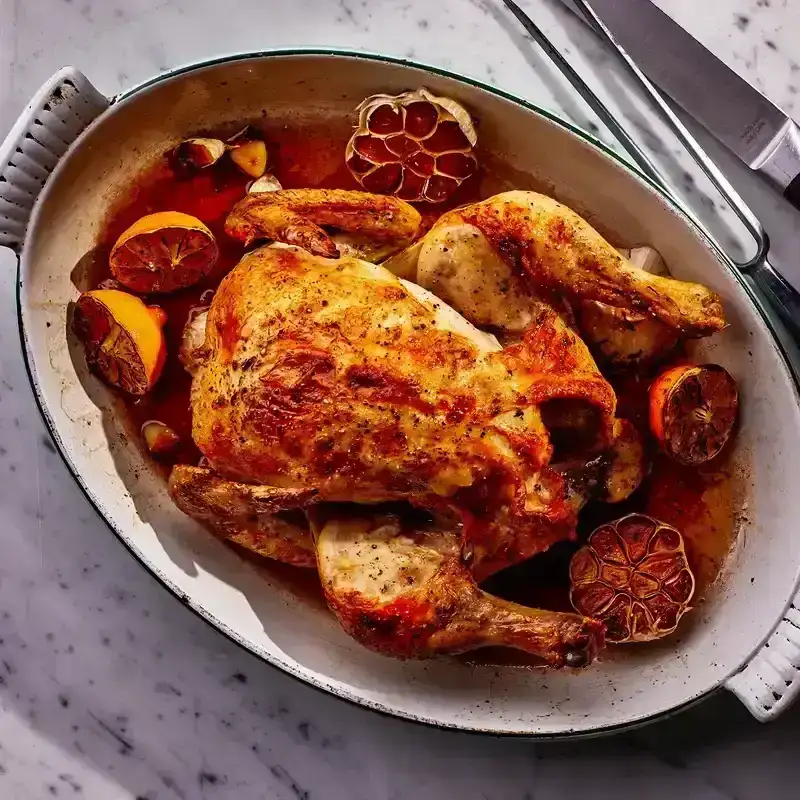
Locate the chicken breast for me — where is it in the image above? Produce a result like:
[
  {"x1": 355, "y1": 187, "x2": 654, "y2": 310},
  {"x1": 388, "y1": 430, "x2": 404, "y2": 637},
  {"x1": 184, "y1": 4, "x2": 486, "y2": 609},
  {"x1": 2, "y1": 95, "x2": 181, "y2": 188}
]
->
[{"x1": 188, "y1": 243, "x2": 616, "y2": 576}]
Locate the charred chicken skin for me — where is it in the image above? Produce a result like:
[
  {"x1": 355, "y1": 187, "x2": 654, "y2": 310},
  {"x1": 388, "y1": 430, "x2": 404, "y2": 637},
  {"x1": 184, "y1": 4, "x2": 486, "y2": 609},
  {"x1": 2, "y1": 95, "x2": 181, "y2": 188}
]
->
[{"x1": 310, "y1": 509, "x2": 605, "y2": 667}]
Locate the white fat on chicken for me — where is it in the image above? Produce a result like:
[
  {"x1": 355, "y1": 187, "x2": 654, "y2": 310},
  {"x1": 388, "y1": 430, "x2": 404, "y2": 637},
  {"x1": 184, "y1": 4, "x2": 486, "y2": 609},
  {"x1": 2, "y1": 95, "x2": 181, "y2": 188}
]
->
[{"x1": 400, "y1": 279, "x2": 502, "y2": 353}]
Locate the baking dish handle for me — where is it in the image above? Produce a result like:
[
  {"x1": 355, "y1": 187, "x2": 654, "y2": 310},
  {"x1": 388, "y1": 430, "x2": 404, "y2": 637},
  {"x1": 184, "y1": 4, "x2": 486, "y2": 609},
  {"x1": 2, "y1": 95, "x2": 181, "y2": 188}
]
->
[
  {"x1": 0, "y1": 67, "x2": 109, "y2": 254},
  {"x1": 726, "y1": 599, "x2": 800, "y2": 721}
]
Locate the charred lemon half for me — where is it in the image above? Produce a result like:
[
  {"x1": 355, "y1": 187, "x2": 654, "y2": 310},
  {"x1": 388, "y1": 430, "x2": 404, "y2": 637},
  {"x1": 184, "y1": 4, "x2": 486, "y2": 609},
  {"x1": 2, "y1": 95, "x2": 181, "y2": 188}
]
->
[
  {"x1": 109, "y1": 211, "x2": 219, "y2": 294},
  {"x1": 649, "y1": 363, "x2": 738, "y2": 466}
]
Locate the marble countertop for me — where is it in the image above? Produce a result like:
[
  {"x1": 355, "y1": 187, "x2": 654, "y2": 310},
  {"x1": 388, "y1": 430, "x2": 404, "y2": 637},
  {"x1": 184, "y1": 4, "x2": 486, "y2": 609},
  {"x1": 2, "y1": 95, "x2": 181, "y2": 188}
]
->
[{"x1": 2, "y1": 0, "x2": 800, "y2": 797}]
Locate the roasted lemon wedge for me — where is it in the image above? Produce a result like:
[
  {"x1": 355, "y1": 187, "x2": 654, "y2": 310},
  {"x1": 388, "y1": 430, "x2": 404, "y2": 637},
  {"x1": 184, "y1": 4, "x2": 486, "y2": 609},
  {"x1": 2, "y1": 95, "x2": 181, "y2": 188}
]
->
[{"x1": 73, "y1": 289, "x2": 167, "y2": 395}]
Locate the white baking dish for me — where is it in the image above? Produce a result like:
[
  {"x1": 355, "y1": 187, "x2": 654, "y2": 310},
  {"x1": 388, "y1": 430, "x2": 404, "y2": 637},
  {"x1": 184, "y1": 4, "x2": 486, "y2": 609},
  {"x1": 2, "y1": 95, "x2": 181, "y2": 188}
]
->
[{"x1": 3, "y1": 51, "x2": 800, "y2": 736}]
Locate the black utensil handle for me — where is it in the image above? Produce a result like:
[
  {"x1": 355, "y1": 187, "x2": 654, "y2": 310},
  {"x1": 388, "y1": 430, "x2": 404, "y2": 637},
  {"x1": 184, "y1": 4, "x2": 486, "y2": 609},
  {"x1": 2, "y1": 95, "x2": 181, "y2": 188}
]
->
[
  {"x1": 750, "y1": 258, "x2": 800, "y2": 344},
  {"x1": 784, "y1": 174, "x2": 800, "y2": 213}
]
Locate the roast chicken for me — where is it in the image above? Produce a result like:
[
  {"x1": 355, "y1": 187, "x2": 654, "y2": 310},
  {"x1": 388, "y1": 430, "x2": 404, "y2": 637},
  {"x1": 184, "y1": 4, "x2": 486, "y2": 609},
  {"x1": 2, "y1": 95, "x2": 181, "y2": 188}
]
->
[
  {"x1": 310, "y1": 508, "x2": 604, "y2": 667},
  {"x1": 179, "y1": 234, "x2": 615, "y2": 578},
  {"x1": 168, "y1": 187, "x2": 725, "y2": 667}
]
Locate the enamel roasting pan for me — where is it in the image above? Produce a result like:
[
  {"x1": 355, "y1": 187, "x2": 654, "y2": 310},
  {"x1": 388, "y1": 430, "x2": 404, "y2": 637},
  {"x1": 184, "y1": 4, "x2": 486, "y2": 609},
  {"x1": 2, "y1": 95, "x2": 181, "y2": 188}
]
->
[{"x1": 3, "y1": 50, "x2": 800, "y2": 736}]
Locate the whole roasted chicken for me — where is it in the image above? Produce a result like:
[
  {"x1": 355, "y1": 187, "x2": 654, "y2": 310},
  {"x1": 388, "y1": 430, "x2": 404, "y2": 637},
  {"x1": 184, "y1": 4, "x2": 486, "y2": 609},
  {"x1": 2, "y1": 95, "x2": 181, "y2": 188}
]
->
[
  {"x1": 169, "y1": 187, "x2": 724, "y2": 667},
  {"x1": 179, "y1": 202, "x2": 616, "y2": 568}
]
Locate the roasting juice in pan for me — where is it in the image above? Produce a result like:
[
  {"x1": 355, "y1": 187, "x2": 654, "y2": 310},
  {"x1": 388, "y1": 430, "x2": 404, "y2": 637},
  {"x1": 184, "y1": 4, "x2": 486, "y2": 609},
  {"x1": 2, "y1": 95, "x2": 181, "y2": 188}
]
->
[{"x1": 90, "y1": 118, "x2": 740, "y2": 666}]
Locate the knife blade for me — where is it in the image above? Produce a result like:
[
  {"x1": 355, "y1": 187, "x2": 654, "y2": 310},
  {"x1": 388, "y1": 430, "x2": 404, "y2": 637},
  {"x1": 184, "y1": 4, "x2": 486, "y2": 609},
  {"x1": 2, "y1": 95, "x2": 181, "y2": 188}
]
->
[{"x1": 558, "y1": 0, "x2": 800, "y2": 210}]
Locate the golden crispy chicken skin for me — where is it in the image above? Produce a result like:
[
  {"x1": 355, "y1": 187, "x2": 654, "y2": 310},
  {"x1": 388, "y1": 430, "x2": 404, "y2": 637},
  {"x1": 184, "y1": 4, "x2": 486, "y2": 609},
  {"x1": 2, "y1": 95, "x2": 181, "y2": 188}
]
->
[
  {"x1": 187, "y1": 243, "x2": 616, "y2": 576},
  {"x1": 388, "y1": 190, "x2": 725, "y2": 338},
  {"x1": 310, "y1": 510, "x2": 605, "y2": 667},
  {"x1": 224, "y1": 189, "x2": 422, "y2": 257}
]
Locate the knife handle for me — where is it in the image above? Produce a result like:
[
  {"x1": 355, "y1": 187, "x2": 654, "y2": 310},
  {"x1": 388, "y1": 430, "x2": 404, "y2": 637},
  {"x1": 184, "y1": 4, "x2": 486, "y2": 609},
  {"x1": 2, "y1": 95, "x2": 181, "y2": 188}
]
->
[
  {"x1": 784, "y1": 174, "x2": 800, "y2": 213},
  {"x1": 750, "y1": 257, "x2": 800, "y2": 343},
  {"x1": 758, "y1": 121, "x2": 800, "y2": 213}
]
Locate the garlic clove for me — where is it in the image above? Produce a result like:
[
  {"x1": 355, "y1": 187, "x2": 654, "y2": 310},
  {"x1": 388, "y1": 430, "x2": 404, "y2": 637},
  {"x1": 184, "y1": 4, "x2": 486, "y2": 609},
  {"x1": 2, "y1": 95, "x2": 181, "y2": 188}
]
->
[
  {"x1": 247, "y1": 173, "x2": 283, "y2": 194},
  {"x1": 173, "y1": 138, "x2": 226, "y2": 170},
  {"x1": 141, "y1": 420, "x2": 181, "y2": 456},
  {"x1": 629, "y1": 246, "x2": 669, "y2": 276},
  {"x1": 230, "y1": 140, "x2": 268, "y2": 178},
  {"x1": 179, "y1": 308, "x2": 209, "y2": 374}
]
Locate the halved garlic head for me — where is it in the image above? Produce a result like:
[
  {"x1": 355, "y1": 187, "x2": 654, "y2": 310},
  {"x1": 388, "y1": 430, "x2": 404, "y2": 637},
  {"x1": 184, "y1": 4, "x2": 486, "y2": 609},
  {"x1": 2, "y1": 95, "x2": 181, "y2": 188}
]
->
[{"x1": 346, "y1": 88, "x2": 478, "y2": 203}]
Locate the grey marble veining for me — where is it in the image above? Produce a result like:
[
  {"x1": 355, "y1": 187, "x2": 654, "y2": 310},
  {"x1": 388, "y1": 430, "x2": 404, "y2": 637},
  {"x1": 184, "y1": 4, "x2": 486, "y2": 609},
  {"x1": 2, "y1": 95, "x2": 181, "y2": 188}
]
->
[{"x1": 2, "y1": 0, "x2": 800, "y2": 797}]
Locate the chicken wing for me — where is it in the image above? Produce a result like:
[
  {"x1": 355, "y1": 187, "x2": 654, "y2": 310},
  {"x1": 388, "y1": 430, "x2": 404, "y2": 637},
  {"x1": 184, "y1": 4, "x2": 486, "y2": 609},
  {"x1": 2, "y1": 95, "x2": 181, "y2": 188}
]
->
[
  {"x1": 310, "y1": 509, "x2": 605, "y2": 667},
  {"x1": 168, "y1": 465, "x2": 318, "y2": 567},
  {"x1": 224, "y1": 188, "x2": 421, "y2": 257}
]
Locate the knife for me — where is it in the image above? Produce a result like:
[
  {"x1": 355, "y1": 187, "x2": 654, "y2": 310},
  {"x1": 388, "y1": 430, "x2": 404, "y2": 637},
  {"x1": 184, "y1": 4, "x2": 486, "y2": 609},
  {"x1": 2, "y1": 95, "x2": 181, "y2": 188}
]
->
[{"x1": 557, "y1": 0, "x2": 800, "y2": 211}]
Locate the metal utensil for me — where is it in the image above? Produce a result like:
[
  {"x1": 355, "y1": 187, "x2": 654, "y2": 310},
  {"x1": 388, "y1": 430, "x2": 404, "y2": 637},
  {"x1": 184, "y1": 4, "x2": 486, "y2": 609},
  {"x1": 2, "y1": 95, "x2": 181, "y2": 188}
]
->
[
  {"x1": 558, "y1": 0, "x2": 800, "y2": 210},
  {"x1": 500, "y1": 0, "x2": 800, "y2": 342}
]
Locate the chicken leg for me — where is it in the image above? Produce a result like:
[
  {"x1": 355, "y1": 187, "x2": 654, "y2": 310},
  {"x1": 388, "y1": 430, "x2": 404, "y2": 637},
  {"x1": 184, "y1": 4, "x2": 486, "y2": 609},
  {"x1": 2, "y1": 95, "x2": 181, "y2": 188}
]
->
[
  {"x1": 384, "y1": 190, "x2": 724, "y2": 338},
  {"x1": 310, "y1": 508, "x2": 605, "y2": 667}
]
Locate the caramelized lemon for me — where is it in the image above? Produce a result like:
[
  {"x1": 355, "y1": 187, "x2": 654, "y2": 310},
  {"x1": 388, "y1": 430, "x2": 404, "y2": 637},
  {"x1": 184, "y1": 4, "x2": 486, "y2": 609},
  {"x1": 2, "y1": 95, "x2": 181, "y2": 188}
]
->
[
  {"x1": 73, "y1": 289, "x2": 167, "y2": 395},
  {"x1": 109, "y1": 211, "x2": 219, "y2": 294},
  {"x1": 649, "y1": 363, "x2": 738, "y2": 466}
]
